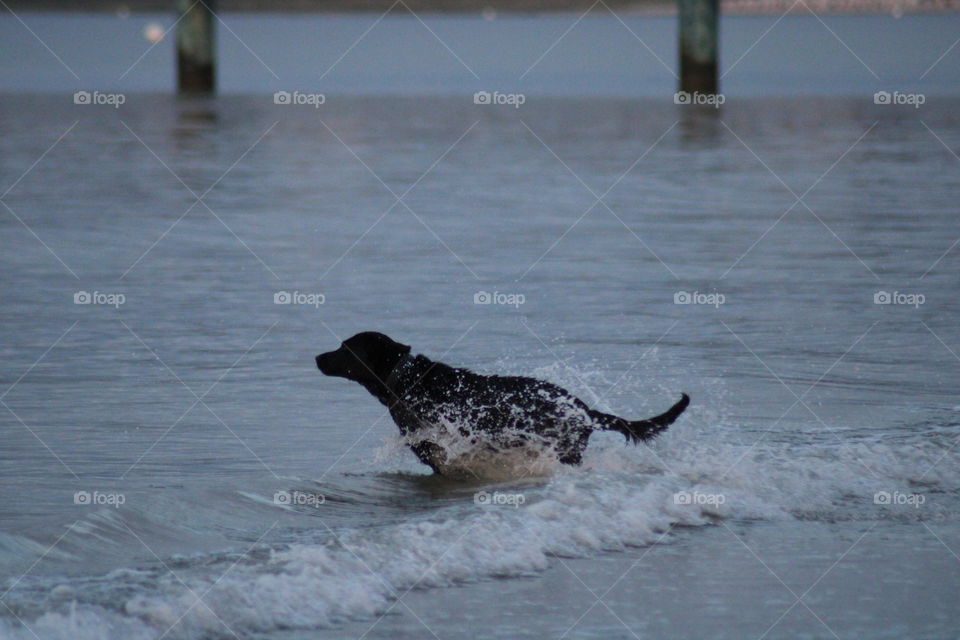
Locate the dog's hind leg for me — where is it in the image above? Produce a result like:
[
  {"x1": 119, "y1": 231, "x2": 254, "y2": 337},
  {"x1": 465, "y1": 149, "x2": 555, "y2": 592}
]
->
[{"x1": 410, "y1": 440, "x2": 447, "y2": 474}]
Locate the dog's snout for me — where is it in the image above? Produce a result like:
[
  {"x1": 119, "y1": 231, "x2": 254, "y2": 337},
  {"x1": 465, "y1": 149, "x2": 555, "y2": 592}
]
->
[{"x1": 316, "y1": 350, "x2": 341, "y2": 375}]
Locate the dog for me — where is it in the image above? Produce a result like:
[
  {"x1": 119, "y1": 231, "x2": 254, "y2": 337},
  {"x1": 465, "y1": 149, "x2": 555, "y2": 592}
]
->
[{"x1": 316, "y1": 332, "x2": 689, "y2": 475}]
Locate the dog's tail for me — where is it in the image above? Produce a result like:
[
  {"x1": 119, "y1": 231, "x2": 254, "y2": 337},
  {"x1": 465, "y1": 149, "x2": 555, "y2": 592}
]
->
[{"x1": 590, "y1": 393, "x2": 690, "y2": 444}]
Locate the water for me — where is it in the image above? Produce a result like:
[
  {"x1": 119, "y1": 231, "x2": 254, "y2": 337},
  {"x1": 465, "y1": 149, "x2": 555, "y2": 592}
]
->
[{"x1": 1, "y1": 10, "x2": 960, "y2": 640}]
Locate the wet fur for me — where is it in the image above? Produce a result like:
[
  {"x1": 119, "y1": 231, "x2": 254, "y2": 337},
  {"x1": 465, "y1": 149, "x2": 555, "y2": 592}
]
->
[{"x1": 316, "y1": 332, "x2": 689, "y2": 474}]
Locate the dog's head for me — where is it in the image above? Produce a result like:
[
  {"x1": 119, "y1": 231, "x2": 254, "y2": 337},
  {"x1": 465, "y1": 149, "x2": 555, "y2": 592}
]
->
[{"x1": 315, "y1": 332, "x2": 411, "y2": 390}]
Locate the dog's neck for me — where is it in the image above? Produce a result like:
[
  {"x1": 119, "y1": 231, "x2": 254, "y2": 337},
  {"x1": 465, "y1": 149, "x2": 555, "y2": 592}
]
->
[
  {"x1": 365, "y1": 351, "x2": 416, "y2": 406},
  {"x1": 384, "y1": 352, "x2": 415, "y2": 390}
]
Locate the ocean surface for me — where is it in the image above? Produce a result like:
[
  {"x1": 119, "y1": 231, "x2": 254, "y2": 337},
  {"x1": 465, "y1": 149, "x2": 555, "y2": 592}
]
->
[{"x1": 1, "y1": 9, "x2": 959, "y2": 640}]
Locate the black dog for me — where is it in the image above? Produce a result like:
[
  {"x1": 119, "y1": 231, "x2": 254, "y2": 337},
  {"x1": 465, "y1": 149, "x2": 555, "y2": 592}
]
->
[{"x1": 316, "y1": 332, "x2": 689, "y2": 474}]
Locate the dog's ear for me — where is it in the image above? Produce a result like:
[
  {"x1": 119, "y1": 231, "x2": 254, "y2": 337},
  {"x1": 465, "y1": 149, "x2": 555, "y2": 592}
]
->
[{"x1": 397, "y1": 341, "x2": 411, "y2": 356}]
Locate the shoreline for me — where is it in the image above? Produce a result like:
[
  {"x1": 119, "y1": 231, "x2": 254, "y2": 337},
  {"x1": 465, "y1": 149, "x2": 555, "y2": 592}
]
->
[{"x1": 4, "y1": 0, "x2": 960, "y2": 15}]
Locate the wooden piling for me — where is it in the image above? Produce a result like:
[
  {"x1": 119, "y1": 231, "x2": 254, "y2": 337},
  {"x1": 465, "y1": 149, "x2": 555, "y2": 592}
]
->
[
  {"x1": 678, "y1": 0, "x2": 719, "y2": 94},
  {"x1": 176, "y1": 0, "x2": 216, "y2": 93}
]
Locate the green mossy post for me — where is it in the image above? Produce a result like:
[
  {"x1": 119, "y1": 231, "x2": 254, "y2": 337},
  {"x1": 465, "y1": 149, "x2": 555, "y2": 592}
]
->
[
  {"x1": 176, "y1": 0, "x2": 216, "y2": 93},
  {"x1": 678, "y1": 0, "x2": 719, "y2": 94}
]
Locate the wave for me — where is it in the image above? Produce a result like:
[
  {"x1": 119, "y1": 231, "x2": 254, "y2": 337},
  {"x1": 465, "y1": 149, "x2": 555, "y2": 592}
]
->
[{"x1": 1, "y1": 421, "x2": 957, "y2": 640}]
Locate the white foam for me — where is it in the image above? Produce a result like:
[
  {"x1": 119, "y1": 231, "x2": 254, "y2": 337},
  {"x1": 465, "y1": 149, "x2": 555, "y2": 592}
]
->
[{"x1": 3, "y1": 392, "x2": 958, "y2": 640}]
